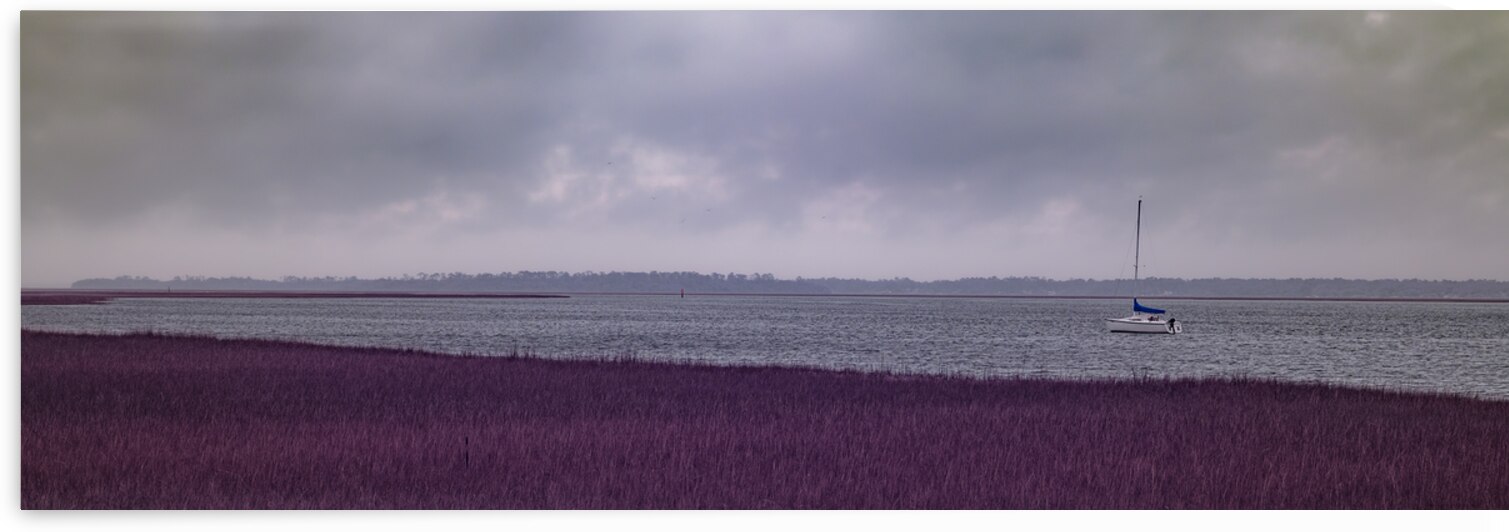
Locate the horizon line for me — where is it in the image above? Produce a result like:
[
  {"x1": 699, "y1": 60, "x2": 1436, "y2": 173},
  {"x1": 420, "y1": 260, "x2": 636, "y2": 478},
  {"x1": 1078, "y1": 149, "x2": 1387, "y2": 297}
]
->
[{"x1": 52, "y1": 271, "x2": 1509, "y2": 285}]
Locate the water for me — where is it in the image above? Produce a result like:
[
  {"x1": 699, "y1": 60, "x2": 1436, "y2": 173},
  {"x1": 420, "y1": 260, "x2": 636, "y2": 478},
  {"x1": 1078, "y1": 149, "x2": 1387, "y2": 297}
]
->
[{"x1": 21, "y1": 295, "x2": 1509, "y2": 398}]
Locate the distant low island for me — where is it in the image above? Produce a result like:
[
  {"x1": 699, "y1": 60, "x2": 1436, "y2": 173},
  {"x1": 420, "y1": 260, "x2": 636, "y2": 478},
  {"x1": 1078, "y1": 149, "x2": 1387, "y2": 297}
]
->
[{"x1": 67, "y1": 271, "x2": 1509, "y2": 300}]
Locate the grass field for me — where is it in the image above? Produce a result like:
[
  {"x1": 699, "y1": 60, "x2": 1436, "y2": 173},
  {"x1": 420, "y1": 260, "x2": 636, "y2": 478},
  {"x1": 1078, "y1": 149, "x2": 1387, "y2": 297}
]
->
[
  {"x1": 21, "y1": 330, "x2": 1509, "y2": 509},
  {"x1": 20, "y1": 290, "x2": 566, "y2": 305}
]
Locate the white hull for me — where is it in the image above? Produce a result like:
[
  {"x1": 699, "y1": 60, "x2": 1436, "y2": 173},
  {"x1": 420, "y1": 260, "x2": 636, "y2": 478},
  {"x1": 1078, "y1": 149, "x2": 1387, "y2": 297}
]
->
[{"x1": 1106, "y1": 316, "x2": 1181, "y2": 334}]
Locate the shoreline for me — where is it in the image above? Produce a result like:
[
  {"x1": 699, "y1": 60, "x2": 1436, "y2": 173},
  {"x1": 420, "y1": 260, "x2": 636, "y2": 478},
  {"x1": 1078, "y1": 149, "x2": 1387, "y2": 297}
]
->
[
  {"x1": 19, "y1": 289, "x2": 570, "y2": 305},
  {"x1": 18, "y1": 327, "x2": 1505, "y2": 403},
  {"x1": 20, "y1": 288, "x2": 1509, "y2": 305},
  {"x1": 22, "y1": 330, "x2": 1509, "y2": 509}
]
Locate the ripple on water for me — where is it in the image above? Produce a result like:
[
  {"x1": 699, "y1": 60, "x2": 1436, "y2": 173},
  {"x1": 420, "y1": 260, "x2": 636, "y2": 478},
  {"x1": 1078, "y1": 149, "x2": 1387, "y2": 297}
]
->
[{"x1": 21, "y1": 296, "x2": 1509, "y2": 399}]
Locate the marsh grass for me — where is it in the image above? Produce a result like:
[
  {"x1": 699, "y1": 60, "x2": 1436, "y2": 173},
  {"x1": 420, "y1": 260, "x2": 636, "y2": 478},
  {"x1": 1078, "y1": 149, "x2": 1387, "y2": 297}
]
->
[
  {"x1": 19, "y1": 290, "x2": 565, "y2": 306},
  {"x1": 20, "y1": 293, "x2": 115, "y2": 306},
  {"x1": 21, "y1": 330, "x2": 1509, "y2": 509}
]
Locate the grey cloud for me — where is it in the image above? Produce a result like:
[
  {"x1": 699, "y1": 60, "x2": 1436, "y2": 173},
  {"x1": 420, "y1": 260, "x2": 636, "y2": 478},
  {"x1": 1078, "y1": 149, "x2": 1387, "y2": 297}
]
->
[{"x1": 20, "y1": 11, "x2": 1509, "y2": 285}]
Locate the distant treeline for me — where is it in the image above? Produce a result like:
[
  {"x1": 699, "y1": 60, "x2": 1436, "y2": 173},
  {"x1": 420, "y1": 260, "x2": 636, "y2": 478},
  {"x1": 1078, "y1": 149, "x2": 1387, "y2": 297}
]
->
[{"x1": 72, "y1": 272, "x2": 1509, "y2": 299}]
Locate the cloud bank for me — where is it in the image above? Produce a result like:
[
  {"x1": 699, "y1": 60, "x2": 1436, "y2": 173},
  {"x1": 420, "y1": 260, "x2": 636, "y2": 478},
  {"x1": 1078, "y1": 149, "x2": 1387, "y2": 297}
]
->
[{"x1": 21, "y1": 12, "x2": 1509, "y2": 286}]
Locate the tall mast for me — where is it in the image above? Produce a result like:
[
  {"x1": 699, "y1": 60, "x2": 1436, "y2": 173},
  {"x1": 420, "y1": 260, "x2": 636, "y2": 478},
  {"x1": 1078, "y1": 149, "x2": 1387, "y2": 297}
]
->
[{"x1": 1134, "y1": 198, "x2": 1142, "y2": 295}]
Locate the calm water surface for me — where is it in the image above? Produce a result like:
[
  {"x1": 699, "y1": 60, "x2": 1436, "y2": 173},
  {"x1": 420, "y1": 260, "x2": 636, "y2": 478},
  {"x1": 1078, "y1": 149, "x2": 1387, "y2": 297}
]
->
[{"x1": 21, "y1": 296, "x2": 1509, "y2": 398}]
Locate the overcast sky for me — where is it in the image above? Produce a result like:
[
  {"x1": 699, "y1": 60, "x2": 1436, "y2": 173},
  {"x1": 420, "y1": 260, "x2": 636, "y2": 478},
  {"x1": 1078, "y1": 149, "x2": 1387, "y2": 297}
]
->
[{"x1": 19, "y1": 11, "x2": 1509, "y2": 287}]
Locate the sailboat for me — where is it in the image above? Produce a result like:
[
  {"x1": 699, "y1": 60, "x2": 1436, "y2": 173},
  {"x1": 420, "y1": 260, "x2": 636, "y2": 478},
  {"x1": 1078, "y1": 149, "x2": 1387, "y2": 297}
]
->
[{"x1": 1106, "y1": 199, "x2": 1182, "y2": 334}]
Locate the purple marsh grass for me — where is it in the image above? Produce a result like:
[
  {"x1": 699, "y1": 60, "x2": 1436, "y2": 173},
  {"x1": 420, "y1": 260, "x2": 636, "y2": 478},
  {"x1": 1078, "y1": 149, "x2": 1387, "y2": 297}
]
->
[
  {"x1": 20, "y1": 293, "x2": 115, "y2": 306},
  {"x1": 22, "y1": 330, "x2": 1509, "y2": 509},
  {"x1": 19, "y1": 290, "x2": 565, "y2": 306}
]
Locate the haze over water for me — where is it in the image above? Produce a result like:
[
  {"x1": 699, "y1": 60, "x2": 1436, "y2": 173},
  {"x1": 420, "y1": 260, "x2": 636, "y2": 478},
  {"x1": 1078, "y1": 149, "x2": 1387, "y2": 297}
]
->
[{"x1": 22, "y1": 296, "x2": 1509, "y2": 399}]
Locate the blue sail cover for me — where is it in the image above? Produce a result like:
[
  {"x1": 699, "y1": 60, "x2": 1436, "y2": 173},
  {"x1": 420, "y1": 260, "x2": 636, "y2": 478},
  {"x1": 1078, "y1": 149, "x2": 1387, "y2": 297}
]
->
[{"x1": 1133, "y1": 299, "x2": 1166, "y2": 314}]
